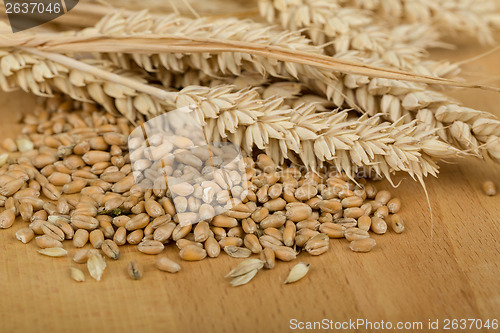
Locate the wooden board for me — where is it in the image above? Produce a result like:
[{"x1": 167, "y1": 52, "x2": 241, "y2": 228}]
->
[{"x1": 0, "y1": 32, "x2": 499, "y2": 333}]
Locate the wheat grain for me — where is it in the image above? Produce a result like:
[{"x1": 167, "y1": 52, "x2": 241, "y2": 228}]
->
[{"x1": 284, "y1": 262, "x2": 310, "y2": 284}]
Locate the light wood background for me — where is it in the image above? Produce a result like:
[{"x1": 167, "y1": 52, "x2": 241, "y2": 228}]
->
[{"x1": 0, "y1": 19, "x2": 499, "y2": 333}]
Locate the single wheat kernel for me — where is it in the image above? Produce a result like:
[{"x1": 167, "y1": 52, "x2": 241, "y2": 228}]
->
[
  {"x1": 16, "y1": 227, "x2": 34, "y2": 244},
  {"x1": 349, "y1": 238, "x2": 377, "y2": 253},
  {"x1": 2, "y1": 138, "x2": 17, "y2": 152},
  {"x1": 112, "y1": 226, "x2": 126, "y2": 246},
  {"x1": 318, "y1": 199, "x2": 342, "y2": 214},
  {"x1": 155, "y1": 256, "x2": 181, "y2": 273},
  {"x1": 243, "y1": 234, "x2": 263, "y2": 254},
  {"x1": 283, "y1": 220, "x2": 297, "y2": 246},
  {"x1": 219, "y1": 236, "x2": 244, "y2": 248},
  {"x1": 153, "y1": 222, "x2": 175, "y2": 243},
  {"x1": 273, "y1": 246, "x2": 297, "y2": 261},
  {"x1": 389, "y1": 214, "x2": 405, "y2": 234},
  {"x1": 357, "y1": 215, "x2": 372, "y2": 232},
  {"x1": 285, "y1": 202, "x2": 312, "y2": 222},
  {"x1": 371, "y1": 217, "x2": 388, "y2": 234},
  {"x1": 268, "y1": 183, "x2": 283, "y2": 199},
  {"x1": 224, "y1": 245, "x2": 252, "y2": 258},
  {"x1": 374, "y1": 205, "x2": 389, "y2": 219},
  {"x1": 260, "y1": 212, "x2": 286, "y2": 229},
  {"x1": 304, "y1": 233, "x2": 329, "y2": 255},
  {"x1": 225, "y1": 258, "x2": 264, "y2": 278},
  {"x1": 145, "y1": 198, "x2": 165, "y2": 217},
  {"x1": 179, "y1": 245, "x2": 207, "y2": 261},
  {"x1": 112, "y1": 215, "x2": 130, "y2": 228},
  {"x1": 172, "y1": 223, "x2": 192, "y2": 241},
  {"x1": 176, "y1": 239, "x2": 203, "y2": 249},
  {"x1": 205, "y1": 236, "x2": 221, "y2": 258},
  {"x1": 343, "y1": 207, "x2": 365, "y2": 219},
  {"x1": 73, "y1": 229, "x2": 89, "y2": 248},
  {"x1": 70, "y1": 267, "x2": 85, "y2": 282},
  {"x1": 5, "y1": 197, "x2": 19, "y2": 216},
  {"x1": 125, "y1": 213, "x2": 149, "y2": 231},
  {"x1": 294, "y1": 185, "x2": 317, "y2": 201},
  {"x1": 19, "y1": 202, "x2": 33, "y2": 222},
  {"x1": 333, "y1": 217, "x2": 357, "y2": 228},
  {"x1": 71, "y1": 215, "x2": 99, "y2": 230},
  {"x1": 101, "y1": 240, "x2": 120, "y2": 260},
  {"x1": 318, "y1": 222, "x2": 345, "y2": 238},
  {"x1": 263, "y1": 198, "x2": 287, "y2": 211},
  {"x1": 73, "y1": 249, "x2": 94, "y2": 264},
  {"x1": 295, "y1": 220, "x2": 320, "y2": 230},
  {"x1": 375, "y1": 190, "x2": 391, "y2": 205},
  {"x1": 0, "y1": 209, "x2": 15, "y2": 229},
  {"x1": 127, "y1": 260, "x2": 143, "y2": 280},
  {"x1": 284, "y1": 262, "x2": 310, "y2": 284},
  {"x1": 211, "y1": 215, "x2": 239, "y2": 228},
  {"x1": 38, "y1": 247, "x2": 68, "y2": 257},
  {"x1": 345, "y1": 228, "x2": 370, "y2": 241},
  {"x1": 137, "y1": 240, "x2": 165, "y2": 254},
  {"x1": 230, "y1": 269, "x2": 258, "y2": 287},
  {"x1": 482, "y1": 181, "x2": 496, "y2": 196},
  {"x1": 127, "y1": 229, "x2": 144, "y2": 245},
  {"x1": 259, "y1": 248, "x2": 275, "y2": 269},
  {"x1": 341, "y1": 196, "x2": 363, "y2": 208},
  {"x1": 251, "y1": 207, "x2": 269, "y2": 223},
  {"x1": 89, "y1": 229, "x2": 105, "y2": 249},
  {"x1": 35, "y1": 235, "x2": 63, "y2": 248},
  {"x1": 87, "y1": 251, "x2": 106, "y2": 281},
  {"x1": 387, "y1": 198, "x2": 401, "y2": 213}
]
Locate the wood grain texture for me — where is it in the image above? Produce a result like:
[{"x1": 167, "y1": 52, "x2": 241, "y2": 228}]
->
[{"x1": 0, "y1": 38, "x2": 499, "y2": 333}]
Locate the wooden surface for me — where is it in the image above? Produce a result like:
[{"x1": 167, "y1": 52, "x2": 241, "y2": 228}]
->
[{"x1": 0, "y1": 38, "x2": 500, "y2": 333}]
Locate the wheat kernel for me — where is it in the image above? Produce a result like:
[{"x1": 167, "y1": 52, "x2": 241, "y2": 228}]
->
[
  {"x1": 69, "y1": 267, "x2": 85, "y2": 282},
  {"x1": 349, "y1": 238, "x2": 377, "y2": 253},
  {"x1": 156, "y1": 256, "x2": 182, "y2": 273},
  {"x1": 482, "y1": 181, "x2": 496, "y2": 196},
  {"x1": 127, "y1": 260, "x2": 143, "y2": 280},
  {"x1": 16, "y1": 227, "x2": 35, "y2": 244},
  {"x1": 284, "y1": 262, "x2": 310, "y2": 284}
]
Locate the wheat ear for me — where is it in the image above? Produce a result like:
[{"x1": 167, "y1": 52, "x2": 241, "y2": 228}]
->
[
  {"x1": 338, "y1": 0, "x2": 500, "y2": 45},
  {"x1": 257, "y1": 0, "x2": 457, "y2": 76},
  {"x1": 0, "y1": 48, "x2": 466, "y2": 180}
]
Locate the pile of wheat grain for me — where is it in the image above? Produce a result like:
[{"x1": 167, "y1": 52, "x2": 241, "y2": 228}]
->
[{"x1": 0, "y1": 0, "x2": 499, "y2": 284}]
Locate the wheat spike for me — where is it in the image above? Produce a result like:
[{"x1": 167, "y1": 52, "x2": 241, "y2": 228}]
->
[
  {"x1": 1, "y1": 10, "x2": 499, "y2": 164},
  {"x1": 257, "y1": 0, "x2": 459, "y2": 76},
  {"x1": 0, "y1": 46, "x2": 467, "y2": 179},
  {"x1": 342, "y1": 0, "x2": 500, "y2": 45}
]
